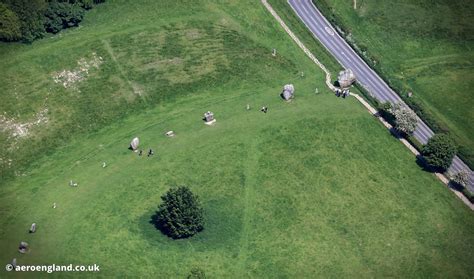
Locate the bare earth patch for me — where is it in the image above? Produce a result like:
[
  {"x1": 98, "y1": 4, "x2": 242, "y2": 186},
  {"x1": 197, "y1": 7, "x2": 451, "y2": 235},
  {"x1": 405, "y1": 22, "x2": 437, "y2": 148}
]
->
[
  {"x1": 52, "y1": 53, "x2": 104, "y2": 89},
  {"x1": 0, "y1": 108, "x2": 49, "y2": 140}
]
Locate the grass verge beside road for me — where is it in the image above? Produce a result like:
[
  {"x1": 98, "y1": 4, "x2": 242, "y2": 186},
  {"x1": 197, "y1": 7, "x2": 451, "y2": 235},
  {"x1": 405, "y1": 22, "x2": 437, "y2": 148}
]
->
[{"x1": 310, "y1": 0, "x2": 474, "y2": 168}]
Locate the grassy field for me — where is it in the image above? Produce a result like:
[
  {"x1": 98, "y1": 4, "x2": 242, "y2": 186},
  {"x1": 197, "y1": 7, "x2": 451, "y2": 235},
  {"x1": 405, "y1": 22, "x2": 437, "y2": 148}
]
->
[
  {"x1": 311, "y1": 0, "x2": 474, "y2": 167},
  {"x1": 0, "y1": 0, "x2": 473, "y2": 278}
]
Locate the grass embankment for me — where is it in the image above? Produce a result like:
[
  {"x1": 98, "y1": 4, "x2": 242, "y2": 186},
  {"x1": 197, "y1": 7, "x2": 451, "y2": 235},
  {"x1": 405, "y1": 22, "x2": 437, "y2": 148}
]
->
[{"x1": 0, "y1": 0, "x2": 473, "y2": 277}]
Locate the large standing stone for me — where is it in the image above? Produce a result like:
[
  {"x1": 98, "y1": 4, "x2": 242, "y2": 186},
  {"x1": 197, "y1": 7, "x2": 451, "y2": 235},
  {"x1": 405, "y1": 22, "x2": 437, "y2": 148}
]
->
[
  {"x1": 203, "y1": 111, "x2": 216, "y2": 125},
  {"x1": 29, "y1": 223, "x2": 36, "y2": 233},
  {"x1": 281, "y1": 84, "x2": 295, "y2": 101},
  {"x1": 337, "y1": 69, "x2": 356, "y2": 89},
  {"x1": 18, "y1": 242, "x2": 29, "y2": 254},
  {"x1": 129, "y1": 137, "x2": 140, "y2": 151}
]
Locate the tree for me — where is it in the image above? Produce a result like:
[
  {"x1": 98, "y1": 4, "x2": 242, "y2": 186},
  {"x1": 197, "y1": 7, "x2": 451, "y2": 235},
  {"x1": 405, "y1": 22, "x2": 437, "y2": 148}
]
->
[
  {"x1": 422, "y1": 134, "x2": 457, "y2": 172},
  {"x1": 1, "y1": 0, "x2": 47, "y2": 42},
  {"x1": 377, "y1": 102, "x2": 394, "y2": 124},
  {"x1": 0, "y1": 0, "x2": 104, "y2": 42},
  {"x1": 389, "y1": 103, "x2": 418, "y2": 135},
  {"x1": 450, "y1": 170, "x2": 469, "y2": 187},
  {"x1": 44, "y1": 1, "x2": 85, "y2": 34},
  {"x1": 154, "y1": 186, "x2": 204, "y2": 239},
  {"x1": 0, "y1": 3, "x2": 21, "y2": 41}
]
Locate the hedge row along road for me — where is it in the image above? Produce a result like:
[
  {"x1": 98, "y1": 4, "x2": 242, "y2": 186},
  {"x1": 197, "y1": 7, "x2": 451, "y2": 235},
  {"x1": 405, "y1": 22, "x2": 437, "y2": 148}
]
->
[{"x1": 288, "y1": 0, "x2": 474, "y2": 192}]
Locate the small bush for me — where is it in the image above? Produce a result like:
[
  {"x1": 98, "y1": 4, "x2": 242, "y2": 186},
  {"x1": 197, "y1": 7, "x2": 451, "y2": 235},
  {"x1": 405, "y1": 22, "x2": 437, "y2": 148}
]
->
[{"x1": 449, "y1": 170, "x2": 469, "y2": 188}]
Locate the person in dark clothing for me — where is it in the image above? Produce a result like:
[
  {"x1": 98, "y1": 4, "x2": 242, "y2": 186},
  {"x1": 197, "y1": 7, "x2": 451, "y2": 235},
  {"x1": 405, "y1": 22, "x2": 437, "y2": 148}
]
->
[
  {"x1": 148, "y1": 149, "x2": 154, "y2": 157},
  {"x1": 260, "y1": 106, "x2": 268, "y2": 113}
]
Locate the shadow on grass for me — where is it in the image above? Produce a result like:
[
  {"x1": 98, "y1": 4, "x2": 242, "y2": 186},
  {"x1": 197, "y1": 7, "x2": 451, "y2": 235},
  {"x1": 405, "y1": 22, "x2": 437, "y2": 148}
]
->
[
  {"x1": 136, "y1": 203, "x2": 234, "y2": 250},
  {"x1": 448, "y1": 181, "x2": 463, "y2": 192},
  {"x1": 389, "y1": 127, "x2": 403, "y2": 139},
  {"x1": 149, "y1": 211, "x2": 165, "y2": 234},
  {"x1": 384, "y1": 127, "x2": 439, "y2": 175},
  {"x1": 136, "y1": 209, "x2": 174, "y2": 246},
  {"x1": 149, "y1": 211, "x2": 205, "y2": 240},
  {"x1": 415, "y1": 155, "x2": 434, "y2": 173}
]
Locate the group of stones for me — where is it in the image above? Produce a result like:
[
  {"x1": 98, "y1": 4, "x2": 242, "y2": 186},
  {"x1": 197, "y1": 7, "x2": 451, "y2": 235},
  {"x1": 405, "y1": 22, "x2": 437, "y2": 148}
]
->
[
  {"x1": 274, "y1": 48, "x2": 356, "y2": 99},
  {"x1": 127, "y1": 83, "x2": 296, "y2": 162},
  {"x1": 7, "y1": 52, "x2": 355, "y2": 269},
  {"x1": 204, "y1": 83, "x2": 295, "y2": 126},
  {"x1": 9, "y1": 223, "x2": 37, "y2": 270},
  {"x1": 335, "y1": 68, "x2": 356, "y2": 98},
  {"x1": 127, "y1": 130, "x2": 175, "y2": 157},
  {"x1": 129, "y1": 137, "x2": 156, "y2": 157}
]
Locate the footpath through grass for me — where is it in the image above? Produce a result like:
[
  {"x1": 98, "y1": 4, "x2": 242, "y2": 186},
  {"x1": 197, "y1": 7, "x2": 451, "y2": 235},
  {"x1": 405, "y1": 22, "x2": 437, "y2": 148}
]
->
[{"x1": 0, "y1": 0, "x2": 473, "y2": 278}]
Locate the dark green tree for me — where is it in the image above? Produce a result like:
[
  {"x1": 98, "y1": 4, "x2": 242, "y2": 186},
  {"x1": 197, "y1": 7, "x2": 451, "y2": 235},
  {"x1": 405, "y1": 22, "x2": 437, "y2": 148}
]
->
[
  {"x1": 1, "y1": 0, "x2": 47, "y2": 42},
  {"x1": 43, "y1": 3, "x2": 63, "y2": 34},
  {"x1": 154, "y1": 186, "x2": 204, "y2": 239},
  {"x1": 44, "y1": 1, "x2": 84, "y2": 34},
  {"x1": 0, "y1": 3, "x2": 21, "y2": 41},
  {"x1": 422, "y1": 134, "x2": 457, "y2": 172}
]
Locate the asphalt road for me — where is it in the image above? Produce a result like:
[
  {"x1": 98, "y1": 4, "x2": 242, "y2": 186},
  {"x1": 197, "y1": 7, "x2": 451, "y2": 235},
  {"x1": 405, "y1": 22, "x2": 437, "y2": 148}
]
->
[{"x1": 288, "y1": 0, "x2": 474, "y2": 192}]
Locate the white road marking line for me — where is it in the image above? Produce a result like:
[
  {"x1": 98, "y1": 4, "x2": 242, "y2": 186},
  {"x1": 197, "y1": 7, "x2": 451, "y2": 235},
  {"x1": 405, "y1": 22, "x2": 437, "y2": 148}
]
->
[{"x1": 324, "y1": 26, "x2": 334, "y2": 36}]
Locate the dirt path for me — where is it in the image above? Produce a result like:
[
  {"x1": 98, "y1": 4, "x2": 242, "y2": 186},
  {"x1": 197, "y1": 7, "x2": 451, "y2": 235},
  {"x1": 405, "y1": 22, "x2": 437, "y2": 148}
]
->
[{"x1": 102, "y1": 39, "x2": 145, "y2": 99}]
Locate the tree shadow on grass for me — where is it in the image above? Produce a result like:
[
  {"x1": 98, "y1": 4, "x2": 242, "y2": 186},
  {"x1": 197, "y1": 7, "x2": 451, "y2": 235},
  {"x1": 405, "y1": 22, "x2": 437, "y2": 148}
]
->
[
  {"x1": 448, "y1": 181, "x2": 463, "y2": 192},
  {"x1": 415, "y1": 154, "x2": 435, "y2": 173},
  {"x1": 149, "y1": 211, "x2": 172, "y2": 238},
  {"x1": 389, "y1": 127, "x2": 403, "y2": 139},
  {"x1": 137, "y1": 209, "x2": 203, "y2": 244},
  {"x1": 136, "y1": 209, "x2": 172, "y2": 245}
]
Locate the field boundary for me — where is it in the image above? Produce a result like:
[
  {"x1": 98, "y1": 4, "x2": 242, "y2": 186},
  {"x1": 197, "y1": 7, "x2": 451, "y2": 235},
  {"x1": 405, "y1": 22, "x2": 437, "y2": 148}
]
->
[{"x1": 261, "y1": 0, "x2": 473, "y2": 210}]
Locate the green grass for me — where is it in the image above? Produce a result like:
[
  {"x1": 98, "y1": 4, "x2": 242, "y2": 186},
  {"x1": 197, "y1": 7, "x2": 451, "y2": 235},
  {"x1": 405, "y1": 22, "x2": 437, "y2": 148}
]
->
[
  {"x1": 2, "y1": 86, "x2": 473, "y2": 278},
  {"x1": 0, "y1": 0, "x2": 473, "y2": 278},
  {"x1": 0, "y1": 0, "x2": 305, "y2": 179},
  {"x1": 267, "y1": 0, "x2": 343, "y2": 77},
  {"x1": 311, "y1": 0, "x2": 474, "y2": 167}
]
